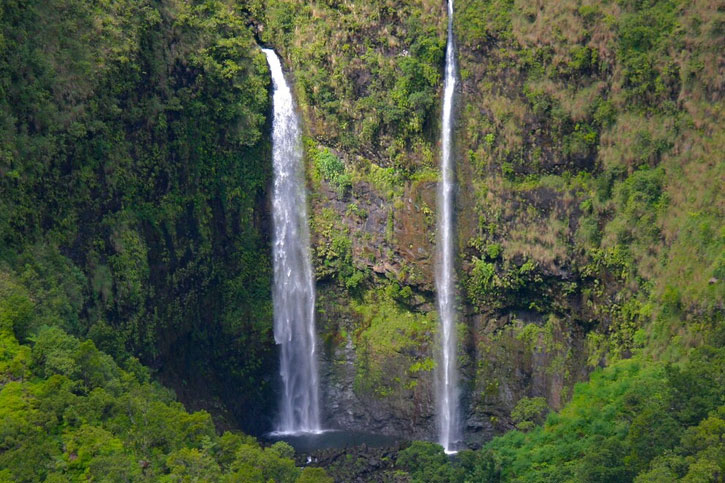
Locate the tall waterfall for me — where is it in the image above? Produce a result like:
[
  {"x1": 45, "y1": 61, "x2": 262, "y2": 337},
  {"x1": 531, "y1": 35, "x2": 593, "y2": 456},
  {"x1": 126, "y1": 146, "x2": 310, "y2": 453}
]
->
[
  {"x1": 435, "y1": 0, "x2": 462, "y2": 453},
  {"x1": 263, "y1": 48, "x2": 321, "y2": 434}
]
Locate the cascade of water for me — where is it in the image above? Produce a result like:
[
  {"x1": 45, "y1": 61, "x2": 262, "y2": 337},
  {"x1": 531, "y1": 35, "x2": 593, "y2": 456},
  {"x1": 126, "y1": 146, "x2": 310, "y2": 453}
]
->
[
  {"x1": 263, "y1": 48, "x2": 321, "y2": 434},
  {"x1": 435, "y1": 0, "x2": 462, "y2": 454}
]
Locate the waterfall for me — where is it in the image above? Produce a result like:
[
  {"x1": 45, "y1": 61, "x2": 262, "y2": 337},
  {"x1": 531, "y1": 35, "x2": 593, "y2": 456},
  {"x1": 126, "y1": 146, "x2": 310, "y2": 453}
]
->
[
  {"x1": 435, "y1": 0, "x2": 462, "y2": 453},
  {"x1": 263, "y1": 48, "x2": 321, "y2": 434}
]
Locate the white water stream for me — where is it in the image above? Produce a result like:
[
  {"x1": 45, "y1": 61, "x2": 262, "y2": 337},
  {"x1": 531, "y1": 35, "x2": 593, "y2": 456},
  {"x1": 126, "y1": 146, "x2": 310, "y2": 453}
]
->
[
  {"x1": 435, "y1": 0, "x2": 462, "y2": 453},
  {"x1": 263, "y1": 48, "x2": 321, "y2": 434}
]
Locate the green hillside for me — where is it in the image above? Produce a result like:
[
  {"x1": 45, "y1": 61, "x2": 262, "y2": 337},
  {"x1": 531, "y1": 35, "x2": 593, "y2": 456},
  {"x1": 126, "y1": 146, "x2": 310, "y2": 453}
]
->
[
  {"x1": 1, "y1": 0, "x2": 276, "y2": 433},
  {"x1": 1, "y1": 0, "x2": 722, "y2": 481}
]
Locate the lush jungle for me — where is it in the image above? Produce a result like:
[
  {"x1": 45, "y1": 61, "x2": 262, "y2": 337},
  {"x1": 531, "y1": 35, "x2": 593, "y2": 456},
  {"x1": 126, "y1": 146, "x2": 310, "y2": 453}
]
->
[{"x1": 0, "y1": 0, "x2": 722, "y2": 481}]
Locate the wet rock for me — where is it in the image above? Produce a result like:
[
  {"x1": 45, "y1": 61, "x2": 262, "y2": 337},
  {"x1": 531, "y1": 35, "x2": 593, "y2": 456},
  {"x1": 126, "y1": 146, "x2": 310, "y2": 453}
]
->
[{"x1": 294, "y1": 441, "x2": 411, "y2": 483}]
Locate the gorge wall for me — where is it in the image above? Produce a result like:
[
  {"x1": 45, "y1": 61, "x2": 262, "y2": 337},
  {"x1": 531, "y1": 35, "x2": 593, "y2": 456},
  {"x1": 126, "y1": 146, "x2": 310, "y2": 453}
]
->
[
  {"x1": 253, "y1": 0, "x2": 724, "y2": 446},
  {"x1": 1, "y1": 1, "x2": 721, "y2": 480},
  {"x1": 0, "y1": 0, "x2": 279, "y2": 435},
  {"x1": 2, "y1": 0, "x2": 721, "y2": 451}
]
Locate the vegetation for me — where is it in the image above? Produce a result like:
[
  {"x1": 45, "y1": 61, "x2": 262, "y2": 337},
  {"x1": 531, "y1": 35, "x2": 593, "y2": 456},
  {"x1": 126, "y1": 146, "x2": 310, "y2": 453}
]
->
[
  {"x1": 352, "y1": 287, "x2": 436, "y2": 398},
  {"x1": 387, "y1": 0, "x2": 725, "y2": 479},
  {"x1": 385, "y1": 343, "x2": 724, "y2": 482},
  {"x1": 0, "y1": 273, "x2": 329, "y2": 481},
  {"x1": 0, "y1": 0, "x2": 276, "y2": 431},
  {"x1": 252, "y1": 0, "x2": 446, "y2": 173},
  {"x1": 455, "y1": 0, "x2": 723, "y2": 332},
  {"x1": 311, "y1": 147, "x2": 352, "y2": 197},
  {"x1": 0, "y1": 0, "x2": 722, "y2": 481},
  {"x1": 451, "y1": 0, "x2": 724, "y2": 436},
  {"x1": 478, "y1": 345, "x2": 724, "y2": 482},
  {"x1": 268, "y1": 0, "x2": 723, "y2": 481}
]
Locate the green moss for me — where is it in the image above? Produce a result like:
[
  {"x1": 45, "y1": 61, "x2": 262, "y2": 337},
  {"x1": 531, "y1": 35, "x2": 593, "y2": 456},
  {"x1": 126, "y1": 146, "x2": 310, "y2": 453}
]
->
[{"x1": 351, "y1": 288, "x2": 435, "y2": 398}]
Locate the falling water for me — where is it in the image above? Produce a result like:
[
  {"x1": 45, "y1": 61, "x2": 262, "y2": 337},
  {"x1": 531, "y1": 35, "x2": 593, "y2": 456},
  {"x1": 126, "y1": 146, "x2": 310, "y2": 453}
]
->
[
  {"x1": 263, "y1": 48, "x2": 321, "y2": 434},
  {"x1": 435, "y1": 0, "x2": 462, "y2": 453}
]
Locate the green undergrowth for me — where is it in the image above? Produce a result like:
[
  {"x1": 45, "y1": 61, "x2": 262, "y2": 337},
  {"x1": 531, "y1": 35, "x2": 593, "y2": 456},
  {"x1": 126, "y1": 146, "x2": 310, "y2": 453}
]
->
[
  {"x1": 479, "y1": 342, "x2": 725, "y2": 482},
  {"x1": 311, "y1": 207, "x2": 368, "y2": 293},
  {"x1": 394, "y1": 343, "x2": 724, "y2": 482},
  {"x1": 352, "y1": 288, "x2": 436, "y2": 398},
  {"x1": 252, "y1": 0, "x2": 446, "y2": 177},
  {"x1": 0, "y1": 0, "x2": 276, "y2": 430},
  {"x1": 0, "y1": 274, "x2": 330, "y2": 482}
]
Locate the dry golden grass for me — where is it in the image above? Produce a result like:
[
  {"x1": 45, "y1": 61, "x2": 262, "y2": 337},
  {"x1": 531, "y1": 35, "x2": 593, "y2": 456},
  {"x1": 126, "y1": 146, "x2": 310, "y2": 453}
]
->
[
  {"x1": 599, "y1": 113, "x2": 678, "y2": 173},
  {"x1": 676, "y1": 0, "x2": 725, "y2": 102},
  {"x1": 485, "y1": 94, "x2": 528, "y2": 147},
  {"x1": 512, "y1": 0, "x2": 584, "y2": 47}
]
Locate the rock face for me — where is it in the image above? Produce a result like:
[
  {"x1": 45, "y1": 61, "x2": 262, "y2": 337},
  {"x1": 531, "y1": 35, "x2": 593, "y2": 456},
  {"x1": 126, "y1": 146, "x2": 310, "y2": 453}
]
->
[
  {"x1": 310, "y1": 175, "x2": 439, "y2": 440},
  {"x1": 307, "y1": 165, "x2": 594, "y2": 447},
  {"x1": 294, "y1": 441, "x2": 412, "y2": 483},
  {"x1": 261, "y1": 0, "x2": 654, "y2": 449},
  {"x1": 289, "y1": 42, "x2": 602, "y2": 448},
  {"x1": 312, "y1": 177, "x2": 437, "y2": 292},
  {"x1": 319, "y1": 321, "x2": 436, "y2": 441}
]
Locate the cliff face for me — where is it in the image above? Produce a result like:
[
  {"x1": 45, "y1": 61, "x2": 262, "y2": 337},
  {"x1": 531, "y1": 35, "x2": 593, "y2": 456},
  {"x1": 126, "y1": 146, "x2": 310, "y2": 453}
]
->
[
  {"x1": 0, "y1": 0, "x2": 278, "y2": 434},
  {"x1": 454, "y1": 0, "x2": 723, "y2": 443},
  {"x1": 0, "y1": 1, "x2": 721, "y2": 476},
  {"x1": 253, "y1": 0, "x2": 450, "y2": 439},
  {"x1": 257, "y1": 0, "x2": 724, "y2": 446},
  {"x1": 312, "y1": 178, "x2": 439, "y2": 440}
]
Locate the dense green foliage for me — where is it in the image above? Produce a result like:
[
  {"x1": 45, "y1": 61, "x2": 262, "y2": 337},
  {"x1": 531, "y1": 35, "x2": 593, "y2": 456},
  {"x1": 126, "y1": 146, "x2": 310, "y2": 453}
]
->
[
  {"x1": 1, "y1": 0, "x2": 723, "y2": 481},
  {"x1": 1, "y1": 0, "x2": 276, "y2": 431},
  {"x1": 0, "y1": 274, "x2": 329, "y2": 481},
  {"x1": 389, "y1": 344, "x2": 724, "y2": 482},
  {"x1": 252, "y1": 0, "x2": 446, "y2": 172},
  {"x1": 479, "y1": 345, "x2": 724, "y2": 481}
]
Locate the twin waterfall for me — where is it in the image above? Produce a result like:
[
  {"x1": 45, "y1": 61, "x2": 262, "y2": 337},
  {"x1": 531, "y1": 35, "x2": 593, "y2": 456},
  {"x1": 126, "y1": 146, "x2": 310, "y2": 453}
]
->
[
  {"x1": 435, "y1": 0, "x2": 462, "y2": 453},
  {"x1": 263, "y1": 49, "x2": 321, "y2": 434},
  {"x1": 263, "y1": 0, "x2": 461, "y2": 448}
]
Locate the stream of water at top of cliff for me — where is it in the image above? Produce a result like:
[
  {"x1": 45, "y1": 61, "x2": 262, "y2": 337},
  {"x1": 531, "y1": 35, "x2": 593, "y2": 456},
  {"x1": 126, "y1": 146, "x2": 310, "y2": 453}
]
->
[
  {"x1": 435, "y1": 0, "x2": 462, "y2": 454},
  {"x1": 263, "y1": 48, "x2": 322, "y2": 435}
]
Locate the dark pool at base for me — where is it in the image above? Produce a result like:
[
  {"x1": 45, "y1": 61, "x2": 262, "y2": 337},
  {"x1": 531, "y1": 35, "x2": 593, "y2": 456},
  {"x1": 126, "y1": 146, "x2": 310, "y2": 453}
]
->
[{"x1": 265, "y1": 430, "x2": 404, "y2": 453}]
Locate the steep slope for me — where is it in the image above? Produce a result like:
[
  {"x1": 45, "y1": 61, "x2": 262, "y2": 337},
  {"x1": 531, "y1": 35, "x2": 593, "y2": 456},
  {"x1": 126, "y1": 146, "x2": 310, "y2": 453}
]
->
[
  {"x1": 455, "y1": 0, "x2": 724, "y2": 439},
  {"x1": 256, "y1": 0, "x2": 724, "y2": 448},
  {"x1": 0, "y1": 0, "x2": 722, "y2": 479},
  {"x1": 0, "y1": 273, "x2": 331, "y2": 482},
  {"x1": 253, "y1": 0, "x2": 450, "y2": 439},
  {"x1": 0, "y1": 0, "x2": 275, "y2": 433}
]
